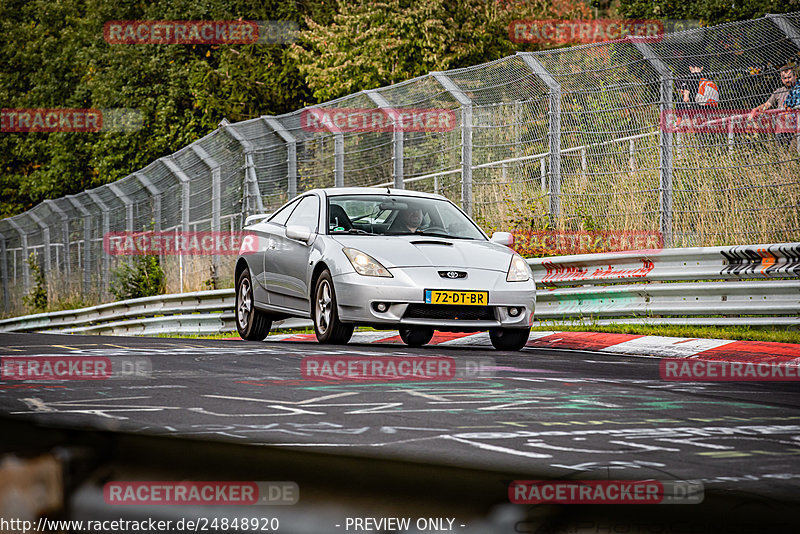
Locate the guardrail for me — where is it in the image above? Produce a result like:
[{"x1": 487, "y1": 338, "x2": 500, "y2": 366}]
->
[
  {"x1": 1, "y1": 242, "x2": 798, "y2": 335},
  {"x1": 529, "y1": 242, "x2": 800, "y2": 326}
]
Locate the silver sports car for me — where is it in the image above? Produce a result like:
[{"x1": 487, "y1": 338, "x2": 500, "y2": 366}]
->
[{"x1": 234, "y1": 187, "x2": 535, "y2": 350}]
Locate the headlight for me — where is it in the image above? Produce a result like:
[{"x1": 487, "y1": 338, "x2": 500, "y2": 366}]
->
[
  {"x1": 343, "y1": 248, "x2": 393, "y2": 277},
  {"x1": 506, "y1": 254, "x2": 531, "y2": 282}
]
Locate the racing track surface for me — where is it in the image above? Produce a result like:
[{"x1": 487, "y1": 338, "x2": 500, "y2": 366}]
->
[{"x1": 1, "y1": 331, "x2": 800, "y2": 532}]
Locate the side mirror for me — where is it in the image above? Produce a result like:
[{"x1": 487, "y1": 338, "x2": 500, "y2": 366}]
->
[
  {"x1": 490, "y1": 231, "x2": 513, "y2": 247},
  {"x1": 244, "y1": 213, "x2": 270, "y2": 226},
  {"x1": 285, "y1": 225, "x2": 313, "y2": 244}
]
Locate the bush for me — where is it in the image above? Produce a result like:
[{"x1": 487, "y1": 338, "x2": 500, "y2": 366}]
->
[
  {"x1": 110, "y1": 255, "x2": 165, "y2": 301},
  {"x1": 22, "y1": 252, "x2": 47, "y2": 313}
]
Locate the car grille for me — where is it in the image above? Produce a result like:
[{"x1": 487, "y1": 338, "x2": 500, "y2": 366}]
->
[{"x1": 404, "y1": 304, "x2": 495, "y2": 321}]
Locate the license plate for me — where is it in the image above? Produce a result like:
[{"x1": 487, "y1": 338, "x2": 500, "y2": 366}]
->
[{"x1": 425, "y1": 290, "x2": 488, "y2": 305}]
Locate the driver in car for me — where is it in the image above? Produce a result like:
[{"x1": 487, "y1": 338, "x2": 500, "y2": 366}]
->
[{"x1": 389, "y1": 206, "x2": 424, "y2": 233}]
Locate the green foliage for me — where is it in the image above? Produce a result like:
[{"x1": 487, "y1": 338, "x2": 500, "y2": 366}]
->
[
  {"x1": 616, "y1": 0, "x2": 800, "y2": 25},
  {"x1": 22, "y1": 252, "x2": 47, "y2": 312},
  {"x1": 0, "y1": 0, "x2": 310, "y2": 217},
  {"x1": 110, "y1": 255, "x2": 165, "y2": 301},
  {"x1": 289, "y1": 0, "x2": 591, "y2": 102}
]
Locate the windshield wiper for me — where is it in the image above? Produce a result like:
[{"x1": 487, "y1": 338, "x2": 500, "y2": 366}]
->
[
  {"x1": 330, "y1": 228, "x2": 376, "y2": 235},
  {"x1": 412, "y1": 230, "x2": 474, "y2": 240}
]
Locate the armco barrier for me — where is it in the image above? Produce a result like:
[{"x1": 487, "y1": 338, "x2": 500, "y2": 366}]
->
[
  {"x1": 529, "y1": 242, "x2": 800, "y2": 325},
  {"x1": 0, "y1": 243, "x2": 798, "y2": 335}
]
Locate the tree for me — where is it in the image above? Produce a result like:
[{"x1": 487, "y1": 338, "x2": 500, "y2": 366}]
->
[
  {"x1": 617, "y1": 0, "x2": 800, "y2": 26},
  {"x1": 289, "y1": 0, "x2": 591, "y2": 103}
]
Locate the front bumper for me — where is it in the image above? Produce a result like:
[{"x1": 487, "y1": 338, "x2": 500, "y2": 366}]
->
[{"x1": 332, "y1": 267, "x2": 536, "y2": 329}]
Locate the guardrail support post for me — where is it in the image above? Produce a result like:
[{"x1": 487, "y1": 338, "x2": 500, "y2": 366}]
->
[
  {"x1": 364, "y1": 90, "x2": 404, "y2": 189},
  {"x1": 67, "y1": 196, "x2": 92, "y2": 297},
  {"x1": 263, "y1": 117, "x2": 298, "y2": 198},
  {"x1": 86, "y1": 191, "x2": 111, "y2": 297},
  {"x1": 632, "y1": 41, "x2": 673, "y2": 247},
  {"x1": 432, "y1": 72, "x2": 473, "y2": 216},
  {"x1": 518, "y1": 53, "x2": 562, "y2": 222},
  {"x1": 220, "y1": 120, "x2": 265, "y2": 216}
]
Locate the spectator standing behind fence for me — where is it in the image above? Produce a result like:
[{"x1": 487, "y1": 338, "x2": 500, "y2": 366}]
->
[
  {"x1": 680, "y1": 64, "x2": 719, "y2": 108},
  {"x1": 783, "y1": 73, "x2": 800, "y2": 109},
  {"x1": 749, "y1": 62, "x2": 797, "y2": 119}
]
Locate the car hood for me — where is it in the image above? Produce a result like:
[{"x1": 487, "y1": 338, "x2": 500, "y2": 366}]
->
[{"x1": 330, "y1": 235, "x2": 514, "y2": 271}]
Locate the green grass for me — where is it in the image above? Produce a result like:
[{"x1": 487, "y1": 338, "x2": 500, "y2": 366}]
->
[{"x1": 531, "y1": 323, "x2": 800, "y2": 344}]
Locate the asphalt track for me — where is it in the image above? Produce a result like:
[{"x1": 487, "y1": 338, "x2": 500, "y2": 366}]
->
[{"x1": 2, "y1": 331, "x2": 800, "y2": 531}]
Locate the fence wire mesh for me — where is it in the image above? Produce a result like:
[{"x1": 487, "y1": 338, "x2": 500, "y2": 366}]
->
[{"x1": 2, "y1": 13, "x2": 800, "y2": 316}]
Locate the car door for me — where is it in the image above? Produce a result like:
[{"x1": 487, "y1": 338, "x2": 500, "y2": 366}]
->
[
  {"x1": 269, "y1": 194, "x2": 320, "y2": 312},
  {"x1": 251, "y1": 198, "x2": 299, "y2": 301}
]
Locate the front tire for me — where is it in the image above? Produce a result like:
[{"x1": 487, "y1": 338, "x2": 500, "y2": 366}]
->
[
  {"x1": 313, "y1": 270, "x2": 353, "y2": 344},
  {"x1": 399, "y1": 327, "x2": 434, "y2": 347},
  {"x1": 236, "y1": 268, "x2": 272, "y2": 341},
  {"x1": 489, "y1": 327, "x2": 530, "y2": 351}
]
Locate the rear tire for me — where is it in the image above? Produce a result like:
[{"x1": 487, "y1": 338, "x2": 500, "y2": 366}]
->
[
  {"x1": 399, "y1": 327, "x2": 434, "y2": 347},
  {"x1": 489, "y1": 327, "x2": 530, "y2": 351},
  {"x1": 313, "y1": 270, "x2": 354, "y2": 344},
  {"x1": 236, "y1": 268, "x2": 272, "y2": 341}
]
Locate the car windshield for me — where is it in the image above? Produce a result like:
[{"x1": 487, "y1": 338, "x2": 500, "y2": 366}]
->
[{"x1": 327, "y1": 194, "x2": 486, "y2": 240}]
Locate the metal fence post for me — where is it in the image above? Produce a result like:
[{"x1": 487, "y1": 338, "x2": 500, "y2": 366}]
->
[
  {"x1": 632, "y1": 41, "x2": 674, "y2": 247},
  {"x1": 108, "y1": 183, "x2": 134, "y2": 233},
  {"x1": 134, "y1": 172, "x2": 162, "y2": 232},
  {"x1": 67, "y1": 195, "x2": 92, "y2": 297},
  {"x1": 518, "y1": 53, "x2": 561, "y2": 222},
  {"x1": 0, "y1": 231, "x2": 8, "y2": 313},
  {"x1": 160, "y1": 157, "x2": 191, "y2": 234},
  {"x1": 221, "y1": 120, "x2": 265, "y2": 215},
  {"x1": 432, "y1": 72, "x2": 473, "y2": 216},
  {"x1": 191, "y1": 144, "x2": 222, "y2": 278},
  {"x1": 263, "y1": 117, "x2": 298, "y2": 198},
  {"x1": 6, "y1": 218, "x2": 30, "y2": 294},
  {"x1": 334, "y1": 133, "x2": 344, "y2": 188},
  {"x1": 86, "y1": 191, "x2": 111, "y2": 296},
  {"x1": 364, "y1": 90, "x2": 404, "y2": 189},
  {"x1": 766, "y1": 14, "x2": 800, "y2": 48},
  {"x1": 45, "y1": 200, "x2": 70, "y2": 279},
  {"x1": 27, "y1": 211, "x2": 50, "y2": 278}
]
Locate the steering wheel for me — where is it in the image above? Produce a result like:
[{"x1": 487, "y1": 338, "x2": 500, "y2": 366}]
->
[{"x1": 421, "y1": 224, "x2": 448, "y2": 234}]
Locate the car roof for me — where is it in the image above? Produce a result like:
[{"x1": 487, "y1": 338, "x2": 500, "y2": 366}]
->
[{"x1": 306, "y1": 187, "x2": 449, "y2": 201}]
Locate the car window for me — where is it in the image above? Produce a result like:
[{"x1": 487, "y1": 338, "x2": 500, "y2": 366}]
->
[
  {"x1": 268, "y1": 199, "x2": 299, "y2": 226},
  {"x1": 327, "y1": 194, "x2": 485, "y2": 239},
  {"x1": 286, "y1": 195, "x2": 319, "y2": 232}
]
